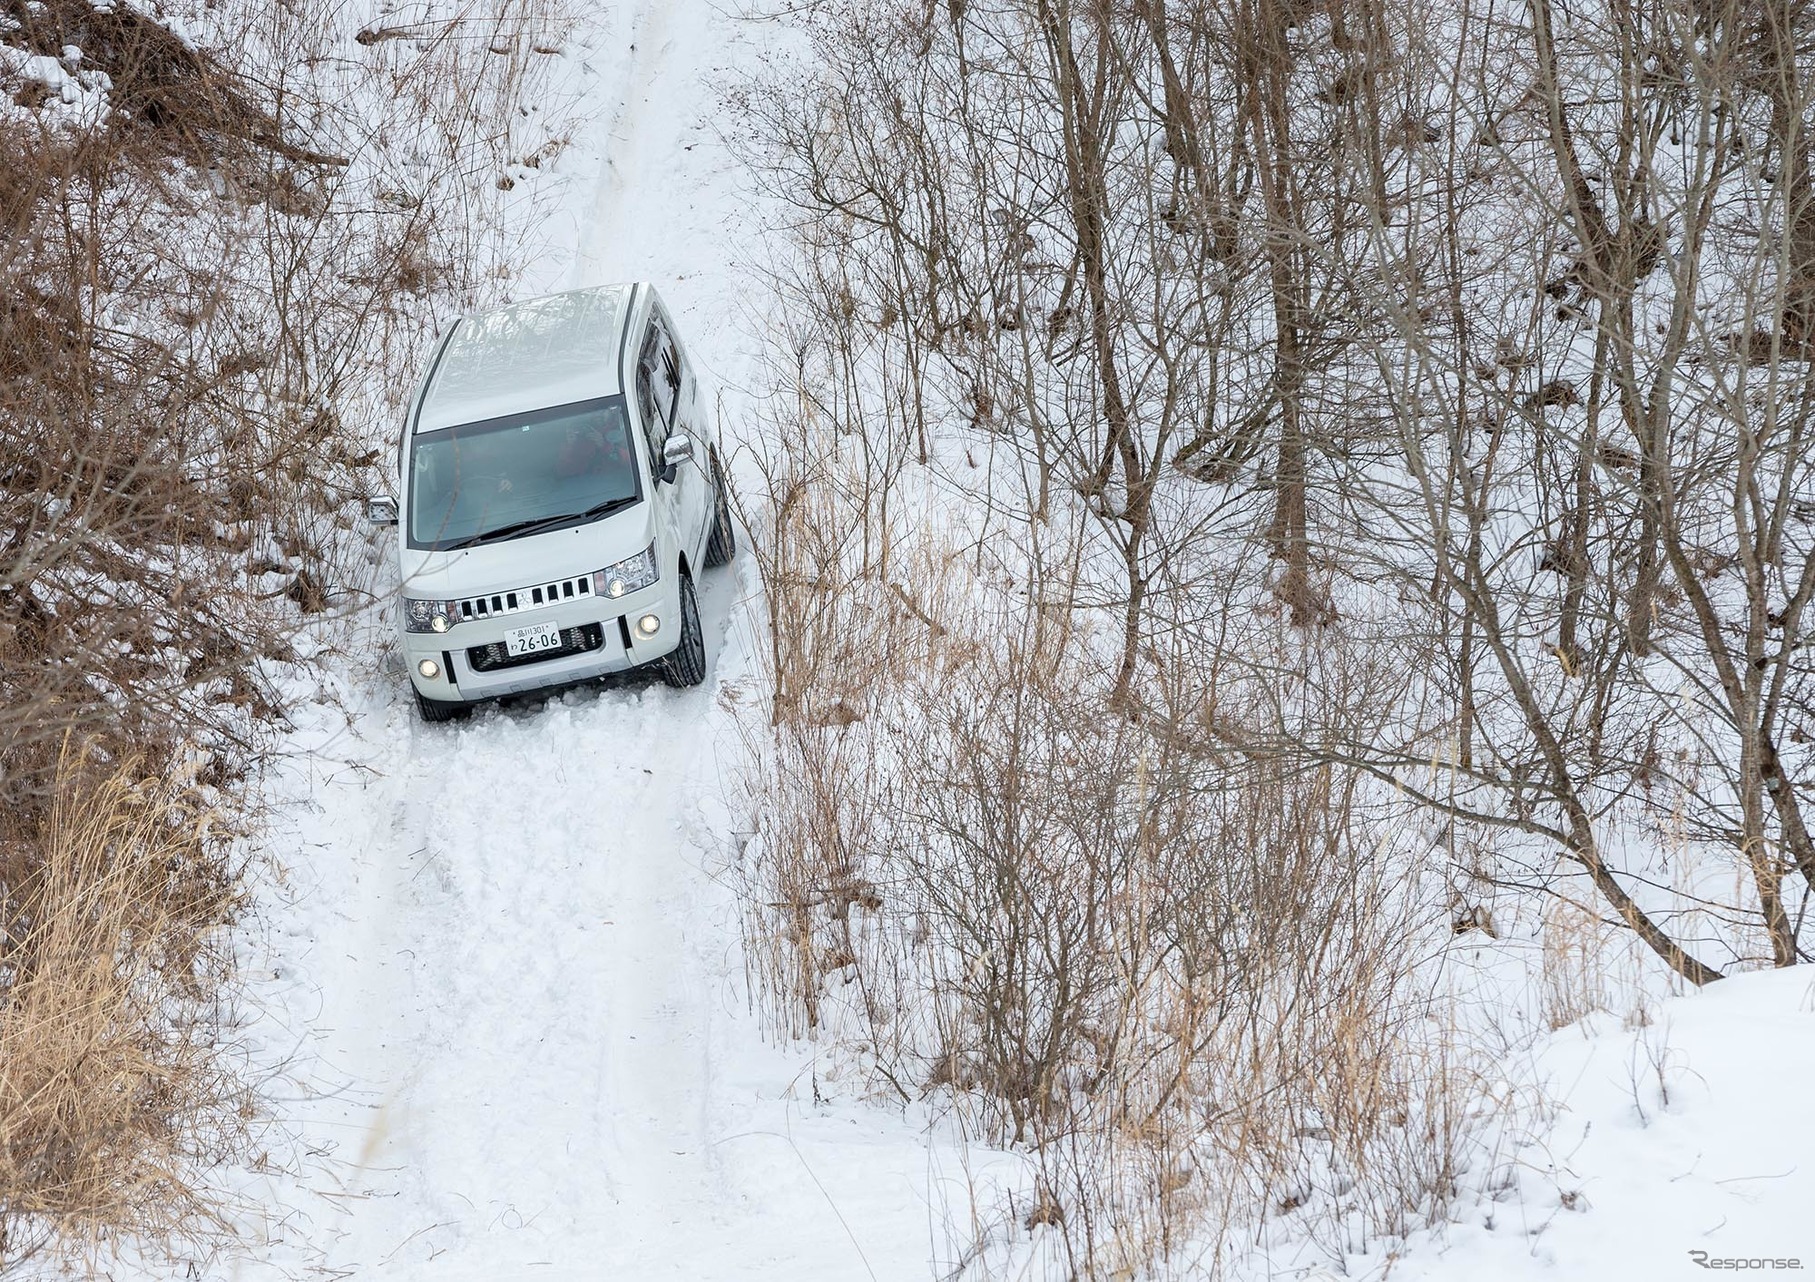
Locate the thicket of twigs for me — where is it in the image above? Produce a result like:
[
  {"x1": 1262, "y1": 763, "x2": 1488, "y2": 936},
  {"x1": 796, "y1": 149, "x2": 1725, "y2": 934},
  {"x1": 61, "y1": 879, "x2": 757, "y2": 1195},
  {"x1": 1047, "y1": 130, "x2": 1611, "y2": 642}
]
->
[
  {"x1": 730, "y1": 0, "x2": 1815, "y2": 1273},
  {"x1": 0, "y1": 0, "x2": 571, "y2": 1268},
  {"x1": 735, "y1": 441, "x2": 1490, "y2": 1273}
]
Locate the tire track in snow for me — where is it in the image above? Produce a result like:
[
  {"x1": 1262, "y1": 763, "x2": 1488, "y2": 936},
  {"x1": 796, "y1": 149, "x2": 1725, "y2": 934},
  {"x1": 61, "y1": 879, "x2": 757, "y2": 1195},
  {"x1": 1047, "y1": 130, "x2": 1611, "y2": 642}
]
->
[
  {"x1": 572, "y1": 0, "x2": 672, "y2": 287},
  {"x1": 234, "y1": 0, "x2": 971, "y2": 1274}
]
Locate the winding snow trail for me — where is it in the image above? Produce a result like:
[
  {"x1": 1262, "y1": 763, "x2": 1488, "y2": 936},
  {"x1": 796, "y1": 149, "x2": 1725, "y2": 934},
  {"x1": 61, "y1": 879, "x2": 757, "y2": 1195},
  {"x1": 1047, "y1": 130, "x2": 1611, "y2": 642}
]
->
[{"x1": 234, "y1": 2, "x2": 963, "y2": 1277}]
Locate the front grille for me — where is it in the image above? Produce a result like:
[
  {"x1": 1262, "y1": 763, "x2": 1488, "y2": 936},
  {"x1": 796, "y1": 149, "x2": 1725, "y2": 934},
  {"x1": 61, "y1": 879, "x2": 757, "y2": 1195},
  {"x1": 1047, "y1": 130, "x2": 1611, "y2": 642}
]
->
[
  {"x1": 456, "y1": 574, "x2": 594, "y2": 622},
  {"x1": 467, "y1": 623, "x2": 606, "y2": 673}
]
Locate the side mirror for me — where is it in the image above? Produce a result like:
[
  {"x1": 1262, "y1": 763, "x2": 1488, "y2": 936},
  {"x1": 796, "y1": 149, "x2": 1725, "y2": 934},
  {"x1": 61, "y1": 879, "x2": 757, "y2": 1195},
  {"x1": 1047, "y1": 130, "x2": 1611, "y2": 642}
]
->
[
  {"x1": 365, "y1": 496, "x2": 399, "y2": 526},
  {"x1": 660, "y1": 432, "x2": 694, "y2": 484}
]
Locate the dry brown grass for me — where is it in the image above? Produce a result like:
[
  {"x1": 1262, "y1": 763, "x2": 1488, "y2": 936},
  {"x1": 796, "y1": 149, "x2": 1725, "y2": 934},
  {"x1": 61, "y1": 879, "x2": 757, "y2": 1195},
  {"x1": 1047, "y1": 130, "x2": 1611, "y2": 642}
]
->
[
  {"x1": 1541, "y1": 896, "x2": 1613, "y2": 1032},
  {"x1": 0, "y1": 741, "x2": 252, "y2": 1270},
  {"x1": 0, "y1": 0, "x2": 578, "y2": 1266}
]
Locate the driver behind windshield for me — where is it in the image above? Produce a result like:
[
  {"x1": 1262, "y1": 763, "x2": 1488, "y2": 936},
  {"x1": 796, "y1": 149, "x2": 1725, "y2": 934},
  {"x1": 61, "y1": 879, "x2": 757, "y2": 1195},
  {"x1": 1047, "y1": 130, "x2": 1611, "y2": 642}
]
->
[{"x1": 557, "y1": 420, "x2": 633, "y2": 479}]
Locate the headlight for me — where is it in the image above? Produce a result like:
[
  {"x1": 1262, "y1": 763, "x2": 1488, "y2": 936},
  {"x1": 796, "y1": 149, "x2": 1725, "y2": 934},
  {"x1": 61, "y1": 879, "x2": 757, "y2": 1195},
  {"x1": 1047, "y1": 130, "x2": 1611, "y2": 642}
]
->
[
  {"x1": 403, "y1": 597, "x2": 459, "y2": 633},
  {"x1": 593, "y1": 544, "x2": 658, "y2": 599}
]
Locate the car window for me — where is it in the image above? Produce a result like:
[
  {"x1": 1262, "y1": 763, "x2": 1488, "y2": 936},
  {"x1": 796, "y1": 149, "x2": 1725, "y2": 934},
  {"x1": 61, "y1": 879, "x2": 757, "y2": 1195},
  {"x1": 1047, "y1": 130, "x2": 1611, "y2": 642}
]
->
[
  {"x1": 635, "y1": 313, "x2": 684, "y2": 459},
  {"x1": 635, "y1": 324, "x2": 665, "y2": 446},
  {"x1": 660, "y1": 345, "x2": 682, "y2": 423}
]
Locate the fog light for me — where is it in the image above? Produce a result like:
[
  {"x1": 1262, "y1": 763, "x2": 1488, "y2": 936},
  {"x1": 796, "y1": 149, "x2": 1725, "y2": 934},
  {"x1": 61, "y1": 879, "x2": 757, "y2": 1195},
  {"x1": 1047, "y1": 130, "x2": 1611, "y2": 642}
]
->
[
  {"x1": 637, "y1": 613, "x2": 661, "y2": 637},
  {"x1": 418, "y1": 658, "x2": 440, "y2": 680}
]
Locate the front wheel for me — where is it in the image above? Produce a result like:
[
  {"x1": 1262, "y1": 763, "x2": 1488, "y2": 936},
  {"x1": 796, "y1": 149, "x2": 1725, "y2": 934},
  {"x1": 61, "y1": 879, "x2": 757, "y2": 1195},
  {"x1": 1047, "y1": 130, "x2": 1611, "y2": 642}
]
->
[
  {"x1": 660, "y1": 575, "x2": 707, "y2": 688},
  {"x1": 415, "y1": 689, "x2": 470, "y2": 723},
  {"x1": 703, "y1": 447, "x2": 736, "y2": 569}
]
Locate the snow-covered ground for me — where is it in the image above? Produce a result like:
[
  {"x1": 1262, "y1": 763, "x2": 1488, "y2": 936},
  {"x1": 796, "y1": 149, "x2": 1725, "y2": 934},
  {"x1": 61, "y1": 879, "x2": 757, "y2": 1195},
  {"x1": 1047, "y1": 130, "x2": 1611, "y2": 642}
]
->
[
  {"x1": 206, "y1": 1, "x2": 1815, "y2": 1279},
  {"x1": 226, "y1": 2, "x2": 984, "y2": 1277},
  {"x1": 1395, "y1": 968, "x2": 1815, "y2": 1282},
  {"x1": 246, "y1": 611, "x2": 965, "y2": 1280}
]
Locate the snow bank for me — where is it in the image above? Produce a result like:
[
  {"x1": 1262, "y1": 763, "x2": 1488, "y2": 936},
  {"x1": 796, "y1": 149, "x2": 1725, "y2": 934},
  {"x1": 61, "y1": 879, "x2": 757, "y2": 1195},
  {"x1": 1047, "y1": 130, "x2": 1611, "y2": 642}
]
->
[{"x1": 1393, "y1": 968, "x2": 1815, "y2": 1281}]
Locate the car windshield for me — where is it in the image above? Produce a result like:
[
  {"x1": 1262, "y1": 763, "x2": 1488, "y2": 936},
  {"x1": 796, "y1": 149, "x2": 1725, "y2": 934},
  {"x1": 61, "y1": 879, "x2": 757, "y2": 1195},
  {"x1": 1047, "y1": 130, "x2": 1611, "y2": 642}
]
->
[{"x1": 407, "y1": 397, "x2": 639, "y2": 549}]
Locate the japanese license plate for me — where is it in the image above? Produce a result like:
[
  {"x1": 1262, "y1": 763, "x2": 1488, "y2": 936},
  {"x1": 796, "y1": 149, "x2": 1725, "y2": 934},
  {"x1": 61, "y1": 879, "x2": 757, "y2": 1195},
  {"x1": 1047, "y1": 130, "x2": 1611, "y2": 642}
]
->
[{"x1": 504, "y1": 621, "x2": 564, "y2": 657}]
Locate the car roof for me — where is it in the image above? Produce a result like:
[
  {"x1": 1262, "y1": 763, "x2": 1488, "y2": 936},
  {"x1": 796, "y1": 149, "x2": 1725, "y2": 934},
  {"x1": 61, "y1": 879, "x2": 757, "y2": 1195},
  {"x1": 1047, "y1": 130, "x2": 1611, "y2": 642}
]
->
[{"x1": 413, "y1": 284, "x2": 641, "y2": 433}]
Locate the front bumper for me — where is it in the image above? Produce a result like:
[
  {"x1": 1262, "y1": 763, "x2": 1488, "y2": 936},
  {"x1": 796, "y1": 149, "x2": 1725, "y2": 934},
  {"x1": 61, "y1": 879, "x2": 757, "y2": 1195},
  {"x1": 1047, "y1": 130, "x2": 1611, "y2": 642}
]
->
[{"x1": 402, "y1": 578, "x2": 680, "y2": 703}]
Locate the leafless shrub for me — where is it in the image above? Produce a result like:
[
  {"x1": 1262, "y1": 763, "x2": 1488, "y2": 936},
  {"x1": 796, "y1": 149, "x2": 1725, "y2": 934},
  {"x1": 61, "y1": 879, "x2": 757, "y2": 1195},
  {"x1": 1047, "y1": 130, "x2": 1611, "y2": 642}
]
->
[
  {"x1": 730, "y1": 387, "x2": 1501, "y2": 1275},
  {"x1": 731, "y1": 0, "x2": 1815, "y2": 1271}
]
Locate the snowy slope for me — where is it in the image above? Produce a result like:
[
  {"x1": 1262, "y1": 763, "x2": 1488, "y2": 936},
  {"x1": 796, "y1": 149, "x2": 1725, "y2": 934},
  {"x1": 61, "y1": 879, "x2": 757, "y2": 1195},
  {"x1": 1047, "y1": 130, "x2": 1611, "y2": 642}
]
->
[
  {"x1": 210, "y1": 1, "x2": 1815, "y2": 1280},
  {"x1": 1386, "y1": 968, "x2": 1815, "y2": 1282},
  {"x1": 226, "y1": 1, "x2": 976, "y2": 1277},
  {"x1": 247, "y1": 613, "x2": 959, "y2": 1280}
]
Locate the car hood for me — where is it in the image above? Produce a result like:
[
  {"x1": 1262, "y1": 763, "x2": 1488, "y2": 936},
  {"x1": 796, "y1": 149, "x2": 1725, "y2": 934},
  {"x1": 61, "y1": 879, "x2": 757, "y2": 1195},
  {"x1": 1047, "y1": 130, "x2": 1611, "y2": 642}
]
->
[{"x1": 398, "y1": 503, "x2": 653, "y2": 600}]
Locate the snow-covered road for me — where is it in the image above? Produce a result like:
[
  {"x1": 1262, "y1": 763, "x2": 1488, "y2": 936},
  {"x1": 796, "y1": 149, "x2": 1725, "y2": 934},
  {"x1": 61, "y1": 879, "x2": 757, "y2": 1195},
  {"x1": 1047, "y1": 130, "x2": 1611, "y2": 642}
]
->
[
  {"x1": 233, "y1": 2, "x2": 964, "y2": 1276},
  {"x1": 253, "y1": 587, "x2": 951, "y2": 1279}
]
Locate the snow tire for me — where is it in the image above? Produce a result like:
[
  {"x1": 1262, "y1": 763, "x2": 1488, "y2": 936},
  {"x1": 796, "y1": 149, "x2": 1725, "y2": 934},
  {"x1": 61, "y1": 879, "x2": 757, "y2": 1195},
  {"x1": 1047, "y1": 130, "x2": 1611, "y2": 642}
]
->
[
  {"x1": 415, "y1": 689, "x2": 470, "y2": 723},
  {"x1": 661, "y1": 574, "x2": 708, "y2": 688},
  {"x1": 703, "y1": 447, "x2": 736, "y2": 569}
]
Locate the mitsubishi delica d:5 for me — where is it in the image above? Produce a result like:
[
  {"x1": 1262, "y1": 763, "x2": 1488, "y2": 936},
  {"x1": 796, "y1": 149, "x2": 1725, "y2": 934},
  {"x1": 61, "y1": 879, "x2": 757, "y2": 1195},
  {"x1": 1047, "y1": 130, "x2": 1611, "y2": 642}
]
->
[{"x1": 367, "y1": 284, "x2": 736, "y2": 721}]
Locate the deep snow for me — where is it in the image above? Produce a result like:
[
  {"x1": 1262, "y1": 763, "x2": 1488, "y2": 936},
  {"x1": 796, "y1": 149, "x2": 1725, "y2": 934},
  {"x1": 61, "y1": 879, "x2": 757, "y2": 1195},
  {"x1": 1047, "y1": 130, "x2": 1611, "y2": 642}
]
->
[{"x1": 1393, "y1": 967, "x2": 1815, "y2": 1282}]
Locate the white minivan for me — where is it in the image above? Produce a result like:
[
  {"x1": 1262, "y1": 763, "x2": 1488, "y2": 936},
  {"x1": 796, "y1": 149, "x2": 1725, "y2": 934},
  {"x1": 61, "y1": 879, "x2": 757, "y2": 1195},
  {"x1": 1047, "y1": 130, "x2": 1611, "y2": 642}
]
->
[{"x1": 368, "y1": 284, "x2": 735, "y2": 721}]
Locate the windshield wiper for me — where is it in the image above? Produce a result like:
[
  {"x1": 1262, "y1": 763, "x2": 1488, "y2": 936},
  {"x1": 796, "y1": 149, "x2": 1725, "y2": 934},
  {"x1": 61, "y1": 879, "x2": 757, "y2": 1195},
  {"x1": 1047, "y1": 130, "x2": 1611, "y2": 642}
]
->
[{"x1": 445, "y1": 495, "x2": 639, "y2": 549}]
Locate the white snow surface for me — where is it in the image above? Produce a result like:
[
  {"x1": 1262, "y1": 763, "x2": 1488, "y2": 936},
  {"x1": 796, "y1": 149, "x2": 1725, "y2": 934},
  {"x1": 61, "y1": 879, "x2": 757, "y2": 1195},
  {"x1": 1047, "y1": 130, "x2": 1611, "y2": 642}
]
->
[
  {"x1": 223, "y1": 2, "x2": 985, "y2": 1278},
  {"x1": 246, "y1": 629, "x2": 964, "y2": 1281},
  {"x1": 1390, "y1": 968, "x2": 1815, "y2": 1282},
  {"x1": 152, "y1": 0, "x2": 1815, "y2": 1278}
]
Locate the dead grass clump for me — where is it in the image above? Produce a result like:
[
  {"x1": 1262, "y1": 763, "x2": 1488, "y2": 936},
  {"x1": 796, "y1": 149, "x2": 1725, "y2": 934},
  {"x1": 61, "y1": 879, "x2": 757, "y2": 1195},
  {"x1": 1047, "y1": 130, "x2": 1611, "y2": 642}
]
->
[
  {"x1": 1541, "y1": 896, "x2": 1612, "y2": 1031},
  {"x1": 0, "y1": 742, "x2": 252, "y2": 1270},
  {"x1": 1, "y1": 0, "x2": 345, "y2": 167}
]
